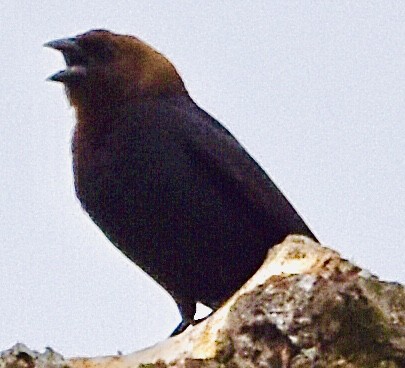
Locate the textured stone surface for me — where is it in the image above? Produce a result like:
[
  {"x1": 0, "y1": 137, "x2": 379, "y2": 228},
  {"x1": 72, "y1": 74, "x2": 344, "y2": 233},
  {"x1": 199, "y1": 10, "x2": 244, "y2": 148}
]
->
[{"x1": 2, "y1": 236, "x2": 405, "y2": 367}]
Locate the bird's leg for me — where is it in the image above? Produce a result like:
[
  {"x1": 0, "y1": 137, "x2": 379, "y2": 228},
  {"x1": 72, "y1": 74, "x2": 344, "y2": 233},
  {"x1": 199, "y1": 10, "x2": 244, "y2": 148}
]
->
[{"x1": 170, "y1": 301, "x2": 196, "y2": 336}]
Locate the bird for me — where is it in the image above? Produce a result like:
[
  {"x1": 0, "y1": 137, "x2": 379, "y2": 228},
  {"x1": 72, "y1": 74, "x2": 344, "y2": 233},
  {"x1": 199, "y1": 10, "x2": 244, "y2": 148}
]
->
[{"x1": 45, "y1": 29, "x2": 317, "y2": 335}]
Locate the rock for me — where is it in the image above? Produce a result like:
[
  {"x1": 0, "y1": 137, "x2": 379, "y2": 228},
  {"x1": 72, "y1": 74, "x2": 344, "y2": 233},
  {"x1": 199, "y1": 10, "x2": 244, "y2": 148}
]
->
[{"x1": 2, "y1": 236, "x2": 405, "y2": 367}]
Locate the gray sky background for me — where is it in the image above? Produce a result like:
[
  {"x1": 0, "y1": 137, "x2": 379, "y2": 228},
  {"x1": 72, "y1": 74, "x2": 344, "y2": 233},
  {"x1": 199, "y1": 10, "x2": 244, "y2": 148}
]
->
[{"x1": 1, "y1": 0, "x2": 404, "y2": 358}]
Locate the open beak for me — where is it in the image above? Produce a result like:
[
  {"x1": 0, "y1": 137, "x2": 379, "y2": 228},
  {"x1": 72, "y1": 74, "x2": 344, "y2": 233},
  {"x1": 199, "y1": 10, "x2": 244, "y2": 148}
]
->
[{"x1": 44, "y1": 37, "x2": 87, "y2": 83}]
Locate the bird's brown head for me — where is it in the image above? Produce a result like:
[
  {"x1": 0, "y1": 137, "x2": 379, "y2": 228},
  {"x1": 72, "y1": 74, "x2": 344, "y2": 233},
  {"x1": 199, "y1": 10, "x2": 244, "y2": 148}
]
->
[{"x1": 45, "y1": 29, "x2": 187, "y2": 116}]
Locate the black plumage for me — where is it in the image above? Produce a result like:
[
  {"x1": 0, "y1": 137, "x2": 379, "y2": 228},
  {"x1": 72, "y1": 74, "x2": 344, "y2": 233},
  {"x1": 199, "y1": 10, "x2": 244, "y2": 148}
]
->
[{"x1": 45, "y1": 30, "x2": 317, "y2": 335}]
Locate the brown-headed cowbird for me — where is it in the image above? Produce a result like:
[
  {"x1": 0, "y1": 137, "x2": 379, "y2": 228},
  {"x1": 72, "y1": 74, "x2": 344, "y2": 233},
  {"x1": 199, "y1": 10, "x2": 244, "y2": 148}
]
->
[{"x1": 45, "y1": 30, "x2": 317, "y2": 335}]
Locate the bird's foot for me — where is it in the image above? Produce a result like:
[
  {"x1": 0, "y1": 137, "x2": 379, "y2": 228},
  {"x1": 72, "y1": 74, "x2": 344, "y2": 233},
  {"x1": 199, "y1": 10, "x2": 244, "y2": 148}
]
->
[{"x1": 170, "y1": 301, "x2": 196, "y2": 336}]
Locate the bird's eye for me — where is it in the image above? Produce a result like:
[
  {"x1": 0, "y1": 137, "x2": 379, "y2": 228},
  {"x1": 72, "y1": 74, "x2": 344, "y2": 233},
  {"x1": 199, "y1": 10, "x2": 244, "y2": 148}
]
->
[{"x1": 84, "y1": 41, "x2": 114, "y2": 63}]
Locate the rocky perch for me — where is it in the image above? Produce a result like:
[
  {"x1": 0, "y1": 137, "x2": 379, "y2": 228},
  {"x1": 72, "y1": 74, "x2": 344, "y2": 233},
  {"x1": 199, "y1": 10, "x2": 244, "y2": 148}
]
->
[{"x1": 1, "y1": 236, "x2": 405, "y2": 367}]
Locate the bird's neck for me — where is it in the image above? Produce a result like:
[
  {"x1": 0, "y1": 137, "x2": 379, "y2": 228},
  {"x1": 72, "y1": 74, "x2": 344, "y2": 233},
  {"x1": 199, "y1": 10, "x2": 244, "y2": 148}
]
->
[{"x1": 72, "y1": 91, "x2": 192, "y2": 145}]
